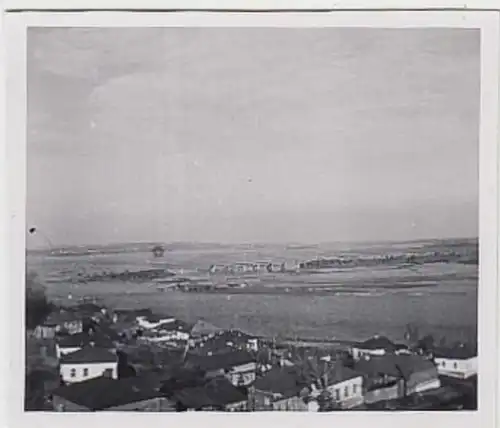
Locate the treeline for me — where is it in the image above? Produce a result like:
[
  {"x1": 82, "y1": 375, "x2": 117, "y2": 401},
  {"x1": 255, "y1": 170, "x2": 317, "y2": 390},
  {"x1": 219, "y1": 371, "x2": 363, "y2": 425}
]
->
[
  {"x1": 26, "y1": 271, "x2": 53, "y2": 330},
  {"x1": 298, "y1": 250, "x2": 478, "y2": 270},
  {"x1": 76, "y1": 268, "x2": 175, "y2": 283}
]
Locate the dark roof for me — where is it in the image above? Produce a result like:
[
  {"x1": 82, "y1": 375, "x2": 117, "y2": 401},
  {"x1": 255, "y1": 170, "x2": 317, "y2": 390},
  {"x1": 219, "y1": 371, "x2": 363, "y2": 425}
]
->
[
  {"x1": 154, "y1": 319, "x2": 192, "y2": 332},
  {"x1": 186, "y1": 350, "x2": 255, "y2": 372},
  {"x1": 355, "y1": 355, "x2": 437, "y2": 380},
  {"x1": 395, "y1": 343, "x2": 410, "y2": 350},
  {"x1": 325, "y1": 363, "x2": 362, "y2": 385},
  {"x1": 52, "y1": 375, "x2": 165, "y2": 410},
  {"x1": 74, "y1": 303, "x2": 104, "y2": 315},
  {"x1": 253, "y1": 367, "x2": 304, "y2": 397},
  {"x1": 174, "y1": 378, "x2": 247, "y2": 409},
  {"x1": 433, "y1": 345, "x2": 476, "y2": 360},
  {"x1": 60, "y1": 346, "x2": 117, "y2": 364},
  {"x1": 356, "y1": 336, "x2": 397, "y2": 351},
  {"x1": 57, "y1": 332, "x2": 114, "y2": 349}
]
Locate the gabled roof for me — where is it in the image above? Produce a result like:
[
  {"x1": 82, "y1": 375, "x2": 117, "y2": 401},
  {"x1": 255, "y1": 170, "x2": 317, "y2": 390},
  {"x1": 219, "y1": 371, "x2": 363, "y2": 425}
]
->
[
  {"x1": 253, "y1": 367, "x2": 304, "y2": 397},
  {"x1": 354, "y1": 354, "x2": 437, "y2": 380},
  {"x1": 174, "y1": 378, "x2": 247, "y2": 409},
  {"x1": 57, "y1": 332, "x2": 114, "y2": 349},
  {"x1": 356, "y1": 335, "x2": 397, "y2": 351},
  {"x1": 52, "y1": 375, "x2": 165, "y2": 410},
  {"x1": 186, "y1": 350, "x2": 255, "y2": 372},
  {"x1": 60, "y1": 346, "x2": 117, "y2": 364},
  {"x1": 433, "y1": 344, "x2": 476, "y2": 360}
]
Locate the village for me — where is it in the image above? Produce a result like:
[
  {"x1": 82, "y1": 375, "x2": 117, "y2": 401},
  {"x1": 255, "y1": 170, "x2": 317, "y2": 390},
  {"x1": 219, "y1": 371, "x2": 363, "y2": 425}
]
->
[{"x1": 25, "y1": 296, "x2": 478, "y2": 412}]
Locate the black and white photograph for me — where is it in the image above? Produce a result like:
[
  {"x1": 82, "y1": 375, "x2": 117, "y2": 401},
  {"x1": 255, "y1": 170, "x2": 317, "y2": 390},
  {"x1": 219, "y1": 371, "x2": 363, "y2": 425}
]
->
[{"x1": 4, "y1": 7, "x2": 499, "y2": 423}]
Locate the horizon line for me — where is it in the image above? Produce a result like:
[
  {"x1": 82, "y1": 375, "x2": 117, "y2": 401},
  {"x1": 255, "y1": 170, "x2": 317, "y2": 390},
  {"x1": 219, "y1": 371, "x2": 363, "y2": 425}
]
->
[{"x1": 26, "y1": 235, "x2": 479, "y2": 253}]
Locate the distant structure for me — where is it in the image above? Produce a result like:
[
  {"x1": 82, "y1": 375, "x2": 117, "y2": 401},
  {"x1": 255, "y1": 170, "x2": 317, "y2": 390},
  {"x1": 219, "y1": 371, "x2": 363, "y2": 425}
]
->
[{"x1": 152, "y1": 245, "x2": 165, "y2": 258}]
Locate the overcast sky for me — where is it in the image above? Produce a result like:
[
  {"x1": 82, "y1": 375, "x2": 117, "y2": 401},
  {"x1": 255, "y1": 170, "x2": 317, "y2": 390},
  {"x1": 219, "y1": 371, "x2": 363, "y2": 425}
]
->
[{"x1": 27, "y1": 28, "x2": 479, "y2": 247}]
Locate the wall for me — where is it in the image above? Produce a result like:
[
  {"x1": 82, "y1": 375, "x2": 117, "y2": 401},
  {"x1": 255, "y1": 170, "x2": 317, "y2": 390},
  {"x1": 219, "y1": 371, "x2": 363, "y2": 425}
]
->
[
  {"x1": 34, "y1": 326, "x2": 56, "y2": 339},
  {"x1": 62, "y1": 321, "x2": 83, "y2": 335},
  {"x1": 435, "y1": 357, "x2": 477, "y2": 379},
  {"x1": 406, "y1": 367, "x2": 440, "y2": 395},
  {"x1": 225, "y1": 400, "x2": 248, "y2": 412},
  {"x1": 60, "y1": 362, "x2": 118, "y2": 384},
  {"x1": 272, "y1": 396, "x2": 308, "y2": 411},
  {"x1": 364, "y1": 382, "x2": 403, "y2": 404},
  {"x1": 226, "y1": 362, "x2": 257, "y2": 386},
  {"x1": 351, "y1": 347, "x2": 386, "y2": 361},
  {"x1": 324, "y1": 376, "x2": 364, "y2": 409}
]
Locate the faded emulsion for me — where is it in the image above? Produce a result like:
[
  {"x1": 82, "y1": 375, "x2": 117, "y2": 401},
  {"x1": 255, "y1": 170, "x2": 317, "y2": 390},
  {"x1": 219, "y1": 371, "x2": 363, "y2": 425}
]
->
[{"x1": 25, "y1": 27, "x2": 479, "y2": 412}]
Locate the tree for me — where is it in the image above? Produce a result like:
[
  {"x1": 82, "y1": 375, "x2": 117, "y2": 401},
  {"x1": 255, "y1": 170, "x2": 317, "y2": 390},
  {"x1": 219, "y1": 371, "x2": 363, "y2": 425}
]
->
[
  {"x1": 25, "y1": 271, "x2": 52, "y2": 330},
  {"x1": 404, "y1": 323, "x2": 420, "y2": 349},
  {"x1": 416, "y1": 335, "x2": 435, "y2": 354}
]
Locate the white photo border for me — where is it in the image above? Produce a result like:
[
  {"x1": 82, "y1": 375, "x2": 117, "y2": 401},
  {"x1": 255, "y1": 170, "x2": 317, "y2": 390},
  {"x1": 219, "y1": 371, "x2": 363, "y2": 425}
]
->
[{"x1": 3, "y1": 8, "x2": 499, "y2": 428}]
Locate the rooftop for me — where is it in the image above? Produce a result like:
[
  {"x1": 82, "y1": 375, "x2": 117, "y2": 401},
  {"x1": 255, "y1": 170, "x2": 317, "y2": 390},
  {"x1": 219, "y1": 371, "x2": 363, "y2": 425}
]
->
[
  {"x1": 252, "y1": 367, "x2": 305, "y2": 397},
  {"x1": 356, "y1": 335, "x2": 397, "y2": 351},
  {"x1": 174, "y1": 378, "x2": 247, "y2": 409},
  {"x1": 57, "y1": 332, "x2": 114, "y2": 349},
  {"x1": 186, "y1": 350, "x2": 255, "y2": 372},
  {"x1": 60, "y1": 346, "x2": 117, "y2": 364},
  {"x1": 355, "y1": 354, "x2": 438, "y2": 380},
  {"x1": 433, "y1": 344, "x2": 477, "y2": 360},
  {"x1": 52, "y1": 375, "x2": 165, "y2": 410}
]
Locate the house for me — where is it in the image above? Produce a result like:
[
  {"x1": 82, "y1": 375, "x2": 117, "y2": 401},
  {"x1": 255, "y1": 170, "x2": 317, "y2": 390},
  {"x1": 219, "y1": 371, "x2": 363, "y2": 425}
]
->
[
  {"x1": 354, "y1": 354, "x2": 441, "y2": 404},
  {"x1": 52, "y1": 375, "x2": 176, "y2": 411},
  {"x1": 44, "y1": 311, "x2": 83, "y2": 335},
  {"x1": 193, "y1": 330, "x2": 259, "y2": 355},
  {"x1": 136, "y1": 314, "x2": 177, "y2": 330},
  {"x1": 351, "y1": 335, "x2": 398, "y2": 360},
  {"x1": 111, "y1": 308, "x2": 154, "y2": 324},
  {"x1": 33, "y1": 320, "x2": 57, "y2": 340},
  {"x1": 208, "y1": 264, "x2": 227, "y2": 274},
  {"x1": 55, "y1": 332, "x2": 115, "y2": 359},
  {"x1": 174, "y1": 378, "x2": 248, "y2": 411},
  {"x1": 186, "y1": 350, "x2": 257, "y2": 387},
  {"x1": 433, "y1": 344, "x2": 477, "y2": 379},
  {"x1": 139, "y1": 319, "x2": 192, "y2": 344},
  {"x1": 249, "y1": 366, "x2": 309, "y2": 411},
  {"x1": 308, "y1": 363, "x2": 364, "y2": 410},
  {"x1": 266, "y1": 262, "x2": 286, "y2": 273},
  {"x1": 59, "y1": 346, "x2": 118, "y2": 384}
]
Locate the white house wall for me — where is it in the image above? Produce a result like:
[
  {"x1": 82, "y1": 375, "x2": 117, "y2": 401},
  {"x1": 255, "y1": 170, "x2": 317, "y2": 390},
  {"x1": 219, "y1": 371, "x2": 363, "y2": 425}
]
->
[
  {"x1": 60, "y1": 362, "x2": 118, "y2": 384},
  {"x1": 325, "y1": 376, "x2": 364, "y2": 409},
  {"x1": 434, "y1": 357, "x2": 477, "y2": 379},
  {"x1": 226, "y1": 362, "x2": 258, "y2": 386},
  {"x1": 351, "y1": 347, "x2": 386, "y2": 361}
]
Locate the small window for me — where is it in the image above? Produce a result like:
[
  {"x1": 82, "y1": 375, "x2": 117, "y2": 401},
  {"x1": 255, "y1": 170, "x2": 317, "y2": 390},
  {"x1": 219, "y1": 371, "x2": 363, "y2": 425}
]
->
[
  {"x1": 83, "y1": 368, "x2": 89, "y2": 377},
  {"x1": 352, "y1": 384, "x2": 358, "y2": 395},
  {"x1": 442, "y1": 361, "x2": 446, "y2": 367},
  {"x1": 344, "y1": 386, "x2": 349, "y2": 397},
  {"x1": 335, "y1": 389, "x2": 340, "y2": 401},
  {"x1": 453, "y1": 362, "x2": 458, "y2": 369},
  {"x1": 70, "y1": 368, "x2": 76, "y2": 378}
]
